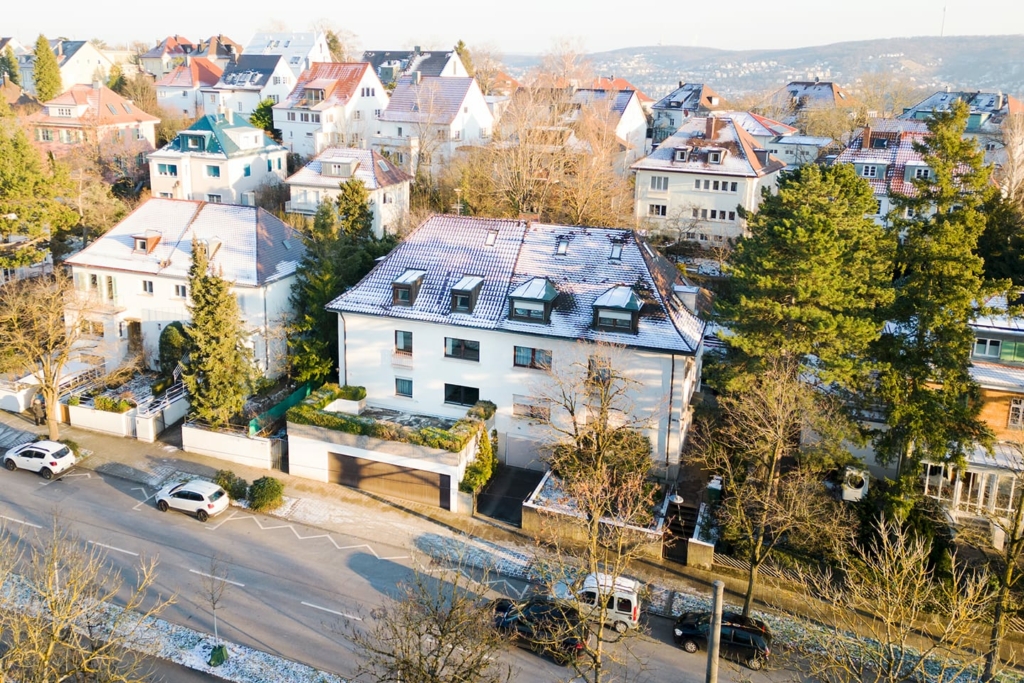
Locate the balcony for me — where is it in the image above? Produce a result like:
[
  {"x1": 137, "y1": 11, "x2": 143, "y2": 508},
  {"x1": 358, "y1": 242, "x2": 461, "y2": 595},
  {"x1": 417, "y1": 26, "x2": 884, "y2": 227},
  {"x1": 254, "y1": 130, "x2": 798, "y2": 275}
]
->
[
  {"x1": 391, "y1": 349, "x2": 413, "y2": 369},
  {"x1": 284, "y1": 200, "x2": 318, "y2": 215},
  {"x1": 66, "y1": 289, "x2": 127, "y2": 315}
]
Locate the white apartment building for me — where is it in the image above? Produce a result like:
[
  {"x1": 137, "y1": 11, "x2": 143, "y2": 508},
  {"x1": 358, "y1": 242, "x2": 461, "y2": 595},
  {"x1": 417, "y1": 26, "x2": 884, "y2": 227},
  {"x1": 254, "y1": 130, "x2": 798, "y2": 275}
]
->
[
  {"x1": 243, "y1": 32, "x2": 331, "y2": 79},
  {"x1": 272, "y1": 62, "x2": 389, "y2": 157},
  {"x1": 286, "y1": 215, "x2": 705, "y2": 509},
  {"x1": 285, "y1": 148, "x2": 411, "y2": 237},
  {"x1": 632, "y1": 116, "x2": 786, "y2": 243},
  {"x1": 64, "y1": 199, "x2": 305, "y2": 378},
  {"x1": 201, "y1": 54, "x2": 294, "y2": 117},
  {"x1": 149, "y1": 110, "x2": 287, "y2": 205},
  {"x1": 374, "y1": 75, "x2": 494, "y2": 176}
]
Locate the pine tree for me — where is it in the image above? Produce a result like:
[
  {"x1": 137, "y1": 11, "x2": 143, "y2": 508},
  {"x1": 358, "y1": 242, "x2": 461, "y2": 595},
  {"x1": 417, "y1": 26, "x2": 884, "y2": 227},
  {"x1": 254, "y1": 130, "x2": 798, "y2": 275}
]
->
[
  {"x1": 454, "y1": 40, "x2": 475, "y2": 77},
  {"x1": 1, "y1": 46, "x2": 20, "y2": 87},
  {"x1": 717, "y1": 163, "x2": 894, "y2": 391},
  {"x1": 182, "y1": 239, "x2": 256, "y2": 428},
  {"x1": 873, "y1": 100, "x2": 1007, "y2": 473},
  {"x1": 106, "y1": 63, "x2": 125, "y2": 93},
  {"x1": 248, "y1": 98, "x2": 278, "y2": 140},
  {"x1": 335, "y1": 177, "x2": 374, "y2": 239},
  {"x1": 32, "y1": 35, "x2": 62, "y2": 102}
]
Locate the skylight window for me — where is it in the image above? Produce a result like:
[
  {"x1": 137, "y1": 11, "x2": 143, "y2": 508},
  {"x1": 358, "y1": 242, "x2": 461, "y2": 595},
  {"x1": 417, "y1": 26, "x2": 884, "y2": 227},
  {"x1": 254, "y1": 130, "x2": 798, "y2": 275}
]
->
[
  {"x1": 122, "y1": 103, "x2": 132, "y2": 113},
  {"x1": 106, "y1": 103, "x2": 117, "y2": 115},
  {"x1": 484, "y1": 229, "x2": 498, "y2": 247},
  {"x1": 555, "y1": 238, "x2": 568, "y2": 256},
  {"x1": 610, "y1": 243, "x2": 623, "y2": 260}
]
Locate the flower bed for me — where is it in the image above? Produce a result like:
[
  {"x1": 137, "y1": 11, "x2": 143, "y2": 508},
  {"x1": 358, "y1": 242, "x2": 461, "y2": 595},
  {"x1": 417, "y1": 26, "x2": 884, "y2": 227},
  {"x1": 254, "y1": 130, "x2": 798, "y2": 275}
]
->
[{"x1": 287, "y1": 384, "x2": 494, "y2": 454}]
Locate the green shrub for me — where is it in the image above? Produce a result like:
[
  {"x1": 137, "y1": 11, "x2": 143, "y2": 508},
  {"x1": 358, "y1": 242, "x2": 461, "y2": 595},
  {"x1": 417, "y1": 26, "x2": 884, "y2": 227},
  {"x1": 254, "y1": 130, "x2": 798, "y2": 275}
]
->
[
  {"x1": 152, "y1": 377, "x2": 171, "y2": 396},
  {"x1": 158, "y1": 321, "x2": 191, "y2": 379},
  {"x1": 247, "y1": 476, "x2": 284, "y2": 512},
  {"x1": 67, "y1": 396, "x2": 81, "y2": 406},
  {"x1": 94, "y1": 396, "x2": 133, "y2": 413},
  {"x1": 214, "y1": 470, "x2": 249, "y2": 501},
  {"x1": 468, "y1": 400, "x2": 497, "y2": 421},
  {"x1": 338, "y1": 384, "x2": 367, "y2": 401},
  {"x1": 459, "y1": 425, "x2": 496, "y2": 493}
]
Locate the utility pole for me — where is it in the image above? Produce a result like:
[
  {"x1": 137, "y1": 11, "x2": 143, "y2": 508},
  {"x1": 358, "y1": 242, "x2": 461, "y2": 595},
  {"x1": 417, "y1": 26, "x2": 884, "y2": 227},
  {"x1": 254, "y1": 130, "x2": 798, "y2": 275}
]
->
[{"x1": 706, "y1": 580, "x2": 724, "y2": 683}]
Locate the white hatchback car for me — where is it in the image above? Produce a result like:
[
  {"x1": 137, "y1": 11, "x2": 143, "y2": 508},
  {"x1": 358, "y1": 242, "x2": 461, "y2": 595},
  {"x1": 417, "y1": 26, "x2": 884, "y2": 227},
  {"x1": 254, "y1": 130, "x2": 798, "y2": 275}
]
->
[
  {"x1": 154, "y1": 480, "x2": 229, "y2": 522},
  {"x1": 3, "y1": 440, "x2": 76, "y2": 479}
]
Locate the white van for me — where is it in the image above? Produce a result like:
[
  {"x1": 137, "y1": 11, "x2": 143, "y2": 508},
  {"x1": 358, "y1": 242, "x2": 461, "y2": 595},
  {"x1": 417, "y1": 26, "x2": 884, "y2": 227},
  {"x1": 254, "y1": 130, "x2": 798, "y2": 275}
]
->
[{"x1": 553, "y1": 573, "x2": 641, "y2": 633}]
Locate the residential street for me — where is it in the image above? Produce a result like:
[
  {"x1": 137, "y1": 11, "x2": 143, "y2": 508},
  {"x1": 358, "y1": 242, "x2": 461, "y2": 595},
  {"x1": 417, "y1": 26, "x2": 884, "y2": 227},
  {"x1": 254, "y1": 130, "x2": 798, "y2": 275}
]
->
[{"x1": 0, "y1": 450, "x2": 791, "y2": 682}]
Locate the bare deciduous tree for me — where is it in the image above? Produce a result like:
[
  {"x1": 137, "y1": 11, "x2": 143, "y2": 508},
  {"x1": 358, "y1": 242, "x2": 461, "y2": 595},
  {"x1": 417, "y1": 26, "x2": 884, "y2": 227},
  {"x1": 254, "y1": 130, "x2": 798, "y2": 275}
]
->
[
  {"x1": 998, "y1": 112, "x2": 1024, "y2": 209},
  {"x1": 854, "y1": 71, "x2": 924, "y2": 119},
  {"x1": 789, "y1": 516, "x2": 994, "y2": 683}
]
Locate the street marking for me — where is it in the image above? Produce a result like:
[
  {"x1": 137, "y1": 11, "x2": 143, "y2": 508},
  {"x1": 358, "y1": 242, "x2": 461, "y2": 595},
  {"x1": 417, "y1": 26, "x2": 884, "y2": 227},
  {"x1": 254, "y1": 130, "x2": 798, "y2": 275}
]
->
[
  {"x1": 207, "y1": 511, "x2": 408, "y2": 561},
  {"x1": 189, "y1": 569, "x2": 244, "y2": 587},
  {"x1": 39, "y1": 472, "x2": 92, "y2": 487},
  {"x1": 88, "y1": 541, "x2": 139, "y2": 557},
  {"x1": 132, "y1": 487, "x2": 156, "y2": 511},
  {"x1": 301, "y1": 601, "x2": 362, "y2": 621},
  {"x1": 0, "y1": 515, "x2": 41, "y2": 529}
]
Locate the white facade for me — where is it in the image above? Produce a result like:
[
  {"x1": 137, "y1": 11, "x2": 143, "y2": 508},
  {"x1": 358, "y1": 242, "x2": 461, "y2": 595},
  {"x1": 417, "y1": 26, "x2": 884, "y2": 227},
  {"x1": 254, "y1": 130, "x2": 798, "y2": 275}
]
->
[
  {"x1": 19, "y1": 41, "x2": 114, "y2": 95},
  {"x1": 243, "y1": 32, "x2": 331, "y2": 79},
  {"x1": 201, "y1": 57, "x2": 294, "y2": 117}
]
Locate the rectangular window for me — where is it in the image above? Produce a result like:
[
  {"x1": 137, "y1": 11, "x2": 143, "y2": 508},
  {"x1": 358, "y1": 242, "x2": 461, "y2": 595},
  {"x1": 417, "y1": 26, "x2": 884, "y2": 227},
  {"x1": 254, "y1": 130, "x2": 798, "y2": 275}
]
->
[
  {"x1": 701, "y1": 209, "x2": 708, "y2": 219},
  {"x1": 728, "y1": 211, "x2": 736, "y2": 220},
  {"x1": 692, "y1": 208, "x2": 699, "y2": 218},
  {"x1": 244, "y1": 164, "x2": 251, "y2": 177},
  {"x1": 650, "y1": 176, "x2": 669, "y2": 191},
  {"x1": 267, "y1": 160, "x2": 273, "y2": 172},
  {"x1": 710, "y1": 210, "x2": 718, "y2": 219},
  {"x1": 648, "y1": 204, "x2": 667, "y2": 217},
  {"x1": 157, "y1": 163, "x2": 178, "y2": 177},
  {"x1": 206, "y1": 165, "x2": 221, "y2": 178},
  {"x1": 511, "y1": 300, "x2": 545, "y2": 321},
  {"x1": 452, "y1": 292, "x2": 471, "y2": 312},
  {"x1": 395, "y1": 378, "x2": 413, "y2": 398},
  {"x1": 207, "y1": 194, "x2": 222, "y2": 203},
  {"x1": 395, "y1": 330, "x2": 413, "y2": 355},
  {"x1": 277, "y1": 158, "x2": 282, "y2": 170},
  {"x1": 513, "y1": 395, "x2": 551, "y2": 421},
  {"x1": 374, "y1": 108, "x2": 382, "y2": 118},
  {"x1": 915, "y1": 167, "x2": 931, "y2": 179},
  {"x1": 105, "y1": 276, "x2": 117, "y2": 301},
  {"x1": 287, "y1": 112, "x2": 296, "y2": 121},
  {"x1": 597, "y1": 309, "x2": 633, "y2": 330},
  {"x1": 175, "y1": 284, "x2": 187, "y2": 298},
  {"x1": 862, "y1": 165, "x2": 878, "y2": 178},
  {"x1": 141, "y1": 280, "x2": 154, "y2": 294},
  {"x1": 731, "y1": 182, "x2": 737, "y2": 192},
  {"x1": 1010, "y1": 398, "x2": 1024, "y2": 428},
  {"x1": 514, "y1": 346, "x2": 551, "y2": 370},
  {"x1": 694, "y1": 179, "x2": 701, "y2": 189},
  {"x1": 587, "y1": 356, "x2": 612, "y2": 386},
  {"x1": 312, "y1": 113, "x2": 320, "y2": 123},
  {"x1": 713, "y1": 180, "x2": 720, "y2": 191},
  {"x1": 444, "y1": 338, "x2": 480, "y2": 362},
  {"x1": 444, "y1": 383, "x2": 479, "y2": 406},
  {"x1": 703, "y1": 180, "x2": 710, "y2": 189},
  {"x1": 300, "y1": 112, "x2": 310, "y2": 122},
  {"x1": 353, "y1": 110, "x2": 362, "y2": 120},
  {"x1": 974, "y1": 338, "x2": 1002, "y2": 358}
]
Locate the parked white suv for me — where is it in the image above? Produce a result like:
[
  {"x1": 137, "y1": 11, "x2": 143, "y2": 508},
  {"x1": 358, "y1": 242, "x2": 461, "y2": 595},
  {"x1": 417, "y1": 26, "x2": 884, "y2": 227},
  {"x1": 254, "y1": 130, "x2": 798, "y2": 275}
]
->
[
  {"x1": 3, "y1": 441, "x2": 77, "y2": 479},
  {"x1": 155, "y1": 480, "x2": 229, "y2": 522}
]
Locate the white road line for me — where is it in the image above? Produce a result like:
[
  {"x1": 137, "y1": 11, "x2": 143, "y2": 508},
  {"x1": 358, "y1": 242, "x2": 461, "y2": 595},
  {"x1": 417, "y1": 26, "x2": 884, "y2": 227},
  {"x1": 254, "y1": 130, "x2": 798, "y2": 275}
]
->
[
  {"x1": 38, "y1": 472, "x2": 92, "y2": 487},
  {"x1": 300, "y1": 601, "x2": 362, "y2": 621},
  {"x1": 131, "y1": 487, "x2": 156, "y2": 511},
  {"x1": 88, "y1": 541, "x2": 139, "y2": 557},
  {"x1": 189, "y1": 569, "x2": 245, "y2": 587},
  {"x1": 0, "y1": 515, "x2": 42, "y2": 529}
]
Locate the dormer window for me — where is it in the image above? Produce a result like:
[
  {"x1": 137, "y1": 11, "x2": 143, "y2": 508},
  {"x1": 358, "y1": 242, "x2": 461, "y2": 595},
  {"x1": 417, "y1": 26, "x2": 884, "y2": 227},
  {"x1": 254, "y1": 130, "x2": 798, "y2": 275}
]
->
[
  {"x1": 673, "y1": 146, "x2": 691, "y2": 162},
  {"x1": 509, "y1": 277, "x2": 558, "y2": 324},
  {"x1": 392, "y1": 269, "x2": 426, "y2": 306},
  {"x1": 131, "y1": 231, "x2": 161, "y2": 254},
  {"x1": 555, "y1": 238, "x2": 569, "y2": 256},
  {"x1": 134, "y1": 237, "x2": 147, "y2": 251},
  {"x1": 707, "y1": 148, "x2": 725, "y2": 164},
  {"x1": 307, "y1": 89, "x2": 324, "y2": 103},
  {"x1": 450, "y1": 275, "x2": 483, "y2": 314},
  {"x1": 593, "y1": 285, "x2": 641, "y2": 334}
]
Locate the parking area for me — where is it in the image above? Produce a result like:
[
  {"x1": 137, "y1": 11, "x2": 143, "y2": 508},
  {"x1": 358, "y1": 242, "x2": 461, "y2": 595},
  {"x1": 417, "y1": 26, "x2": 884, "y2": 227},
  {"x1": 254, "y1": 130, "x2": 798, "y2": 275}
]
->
[{"x1": 475, "y1": 465, "x2": 545, "y2": 526}]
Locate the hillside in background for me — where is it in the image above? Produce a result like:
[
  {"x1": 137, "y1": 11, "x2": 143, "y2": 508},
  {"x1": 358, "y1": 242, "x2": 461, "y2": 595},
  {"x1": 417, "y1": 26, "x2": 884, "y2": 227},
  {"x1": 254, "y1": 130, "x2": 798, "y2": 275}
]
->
[{"x1": 503, "y1": 35, "x2": 1024, "y2": 102}]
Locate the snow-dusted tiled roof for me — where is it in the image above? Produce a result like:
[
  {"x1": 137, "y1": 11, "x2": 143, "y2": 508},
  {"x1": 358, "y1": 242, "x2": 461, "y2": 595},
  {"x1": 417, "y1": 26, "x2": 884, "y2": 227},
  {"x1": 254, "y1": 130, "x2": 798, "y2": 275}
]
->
[
  {"x1": 156, "y1": 57, "x2": 222, "y2": 89},
  {"x1": 652, "y1": 83, "x2": 727, "y2": 113},
  {"x1": 725, "y1": 111, "x2": 797, "y2": 139},
  {"x1": 214, "y1": 55, "x2": 283, "y2": 90},
  {"x1": 361, "y1": 49, "x2": 457, "y2": 79},
  {"x1": 899, "y1": 91, "x2": 1023, "y2": 133},
  {"x1": 285, "y1": 148, "x2": 411, "y2": 191},
  {"x1": 328, "y1": 216, "x2": 704, "y2": 354},
  {"x1": 632, "y1": 116, "x2": 785, "y2": 178},
  {"x1": 971, "y1": 361, "x2": 1024, "y2": 392},
  {"x1": 834, "y1": 119, "x2": 931, "y2": 197},
  {"x1": 967, "y1": 441, "x2": 1024, "y2": 472},
  {"x1": 378, "y1": 76, "x2": 474, "y2": 125},
  {"x1": 571, "y1": 88, "x2": 636, "y2": 117},
  {"x1": 65, "y1": 199, "x2": 304, "y2": 287},
  {"x1": 275, "y1": 62, "x2": 370, "y2": 110},
  {"x1": 151, "y1": 111, "x2": 283, "y2": 160}
]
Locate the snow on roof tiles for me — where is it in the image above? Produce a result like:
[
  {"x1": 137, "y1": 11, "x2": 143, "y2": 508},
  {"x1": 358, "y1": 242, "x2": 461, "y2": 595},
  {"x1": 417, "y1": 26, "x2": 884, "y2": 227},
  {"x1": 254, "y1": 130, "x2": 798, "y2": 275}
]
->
[
  {"x1": 652, "y1": 83, "x2": 727, "y2": 113},
  {"x1": 834, "y1": 119, "x2": 931, "y2": 198},
  {"x1": 285, "y1": 148, "x2": 411, "y2": 190},
  {"x1": 276, "y1": 62, "x2": 370, "y2": 110},
  {"x1": 632, "y1": 116, "x2": 785, "y2": 177},
  {"x1": 328, "y1": 216, "x2": 704, "y2": 354}
]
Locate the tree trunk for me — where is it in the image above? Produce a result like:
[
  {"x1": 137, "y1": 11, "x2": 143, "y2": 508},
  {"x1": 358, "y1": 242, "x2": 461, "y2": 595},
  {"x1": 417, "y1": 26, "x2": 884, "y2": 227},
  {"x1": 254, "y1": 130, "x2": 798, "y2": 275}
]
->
[
  {"x1": 743, "y1": 558, "x2": 759, "y2": 617},
  {"x1": 983, "y1": 580, "x2": 1008, "y2": 682}
]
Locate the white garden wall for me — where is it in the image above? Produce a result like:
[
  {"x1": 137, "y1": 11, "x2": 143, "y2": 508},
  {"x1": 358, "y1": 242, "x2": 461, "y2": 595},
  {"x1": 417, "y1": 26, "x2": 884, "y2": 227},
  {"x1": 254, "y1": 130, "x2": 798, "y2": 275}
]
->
[
  {"x1": 68, "y1": 404, "x2": 137, "y2": 437},
  {"x1": 181, "y1": 424, "x2": 282, "y2": 470}
]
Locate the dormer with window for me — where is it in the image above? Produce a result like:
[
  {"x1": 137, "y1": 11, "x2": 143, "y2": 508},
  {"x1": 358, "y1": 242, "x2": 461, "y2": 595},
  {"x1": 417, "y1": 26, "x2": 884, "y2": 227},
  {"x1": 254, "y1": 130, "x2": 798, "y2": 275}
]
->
[
  {"x1": 392, "y1": 269, "x2": 426, "y2": 306},
  {"x1": 593, "y1": 285, "x2": 641, "y2": 334},
  {"x1": 508, "y1": 277, "x2": 558, "y2": 324},
  {"x1": 131, "y1": 231, "x2": 161, "y2": 255},
  {"x1": 857, "y1": 161, "x2": 889, "y2": 179},
  {"x1": 323, "y1": 159, "x2": 359, "y2": 178},
  {"x1": 706, "y1": 147, "x2": 726, "y2": 164},
  {"x1": 904, "y1": 162, "x2": 932, "y2": 182},
  {"x1": 450, "y1": 275, "x2": 483, "y2": 314},
  {"x1": 673, "y1": 146, "x2": 692, "y2": 162},
  {"x1": 179, "y1": 132, "x2": 209, "y2": 152}
]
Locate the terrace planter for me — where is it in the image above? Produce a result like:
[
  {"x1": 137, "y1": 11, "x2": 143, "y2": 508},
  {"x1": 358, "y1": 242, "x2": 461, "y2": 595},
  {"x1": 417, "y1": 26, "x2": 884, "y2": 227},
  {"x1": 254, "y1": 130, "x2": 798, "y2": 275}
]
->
[{"x1": 322, "y1": 397, "x2": 366, "y2": 415}]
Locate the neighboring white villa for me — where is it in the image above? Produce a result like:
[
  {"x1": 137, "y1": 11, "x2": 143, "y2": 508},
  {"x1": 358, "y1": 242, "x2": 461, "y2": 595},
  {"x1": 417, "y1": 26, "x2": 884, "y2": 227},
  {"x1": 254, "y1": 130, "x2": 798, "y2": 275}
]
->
[
  {"x1": 569, "y1": 88, "x2": 650, "y2": 171},
  {"x1": 361, "y1": 47, "x2": 467, "y2": 84},
  {"x1": 374, "y1": 75, "x2": 494, "y2": 176},
  {"x1": 273, "y1": 62, "x2": 390, "y2": 157},
  {"x1": 18, "y1": 40, "x2": 114, "y2": 96},
  {"x1": 243, "y1": 32, "x2": 331, "y2": 80},
  {"x1": 155, "y1": 57, "x2": 223, "y2": 118},
  {"x1": 632, "y1": 116, "x2": 786, "y2": 243},
  {"x1": 287, "y1": 215, "x2": 705, "y2": 510},
  {"x1": 285, "y1": 147, "x2": 411, "y2": 237},
  {"x1": 64, "y1": 198, "x2": 305, "y2": 379},
  {"x1": 201, "y1": 54, "x2": 294, "y2": 116},
  {"x1": 149, "y1": 111, "x2": 287, "y2": 205}
]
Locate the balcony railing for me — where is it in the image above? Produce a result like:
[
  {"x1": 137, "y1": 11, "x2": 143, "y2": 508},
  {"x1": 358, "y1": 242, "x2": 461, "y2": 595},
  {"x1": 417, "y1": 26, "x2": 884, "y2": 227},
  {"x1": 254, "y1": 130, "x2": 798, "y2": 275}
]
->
[{"x1": 391, "y1": 350, "x2": 413, "y2": 368}]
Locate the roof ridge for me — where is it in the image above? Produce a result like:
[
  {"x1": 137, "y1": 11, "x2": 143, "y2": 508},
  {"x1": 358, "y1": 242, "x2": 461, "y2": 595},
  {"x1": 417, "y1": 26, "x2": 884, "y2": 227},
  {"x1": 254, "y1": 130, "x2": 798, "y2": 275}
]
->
[{"x1": 169, "y1": 201, "x2": 206, "y2": 268}]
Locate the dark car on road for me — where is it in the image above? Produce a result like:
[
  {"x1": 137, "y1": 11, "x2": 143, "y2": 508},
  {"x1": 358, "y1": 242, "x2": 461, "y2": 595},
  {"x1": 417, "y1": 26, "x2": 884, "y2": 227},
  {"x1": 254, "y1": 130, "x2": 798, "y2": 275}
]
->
[
  {"x1": 672, "y1": 610, "x2": 772, "y2": 670},
  {"x1": 492, "y1": 596, "x2": 588, "y2": 664}
]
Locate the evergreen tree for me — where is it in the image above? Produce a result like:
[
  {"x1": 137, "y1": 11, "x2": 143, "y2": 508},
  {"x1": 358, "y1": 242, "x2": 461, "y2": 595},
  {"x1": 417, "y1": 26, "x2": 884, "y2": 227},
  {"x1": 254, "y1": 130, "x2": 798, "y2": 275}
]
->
[
  {"x1": 873, "y1": 100, "x2": 1007, "y2": 473},
  {"x1": 182, "y1": 239, "x2": 256, "y2": 428},
  {"x1": 1, "y1": 46, "x2": 20, "y2": 87},
  {"x1": 248, "y1": 99, "x2": 279, "y2": 140},
  {"x1": 0, "y1": 104, "x2": 77, "y2": 270},
  {"x1": 32, "y1": 35, "x2": 62, "y2": 102},
  {"x1": 454, "y1": 40, "x2": 475, "y2": 77},
  {"x1": 718, "y1": 163, "x2": 894, "y2": 391},
  {"x1": 977, "y1": 194, "x2": 1024, "y2": 287},
  {"x1": 288, "y1": 180, "x2": 396, "y2": 383},
  {"x1": 106, "y1": 63, "x2": 125, "y2": 93}
]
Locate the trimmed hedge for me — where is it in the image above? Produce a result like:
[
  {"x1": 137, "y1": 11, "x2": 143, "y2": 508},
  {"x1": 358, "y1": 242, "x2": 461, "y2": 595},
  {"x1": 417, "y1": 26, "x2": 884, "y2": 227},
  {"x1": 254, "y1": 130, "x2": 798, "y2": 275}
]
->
[
  {"x1": 248, "y1": 476, "x2": 284, "y2": 512},
  {"x1": 214, "y1": 470, "x2": 249, "y2": 501},
  {"x1": 94, "y1": 396, "x2": 133, "y2": 413},
  {"x1": 460, "y1": 427, "x2": 497, "y2": 494},
  {"x1": 288, "y1": 385, "x2": 489, "y2": 454}
]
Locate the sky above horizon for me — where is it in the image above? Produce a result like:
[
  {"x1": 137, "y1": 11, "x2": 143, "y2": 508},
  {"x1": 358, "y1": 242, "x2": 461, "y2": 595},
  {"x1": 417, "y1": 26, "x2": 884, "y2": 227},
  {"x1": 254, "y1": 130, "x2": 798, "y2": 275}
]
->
[{"x1": 6, "y1": 0, "x2": 1024, "y2": 55}]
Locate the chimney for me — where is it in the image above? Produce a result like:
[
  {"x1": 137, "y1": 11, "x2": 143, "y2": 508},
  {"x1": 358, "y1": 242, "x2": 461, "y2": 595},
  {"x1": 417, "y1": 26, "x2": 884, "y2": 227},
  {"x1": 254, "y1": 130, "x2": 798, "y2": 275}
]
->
[
  {"x1": 705, "y1": 116, "x2": 719, "y2": 140},
  {"x1": 92, "y1": 79, "x2": 101, "y2": 90},
  {"x1": 414, "y1": 45, "x2": 421, "y2": 56},
  {"x1": 679, "y1": 80, "x2": 684, "y2": 88},
  {"x1": 412, "y1": 71, "x2": 421, "y2": 85},
  {"x1": 862, "y1": 125, "x2": 871, "y2": 150}
]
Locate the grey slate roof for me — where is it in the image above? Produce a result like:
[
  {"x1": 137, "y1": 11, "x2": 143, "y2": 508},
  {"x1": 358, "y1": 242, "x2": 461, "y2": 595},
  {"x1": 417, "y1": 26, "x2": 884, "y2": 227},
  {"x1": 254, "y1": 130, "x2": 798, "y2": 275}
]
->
[
  {"x1": 328, "y1": 216, "x2": 704, "y2": 354},
  {"x1": 215, "y1": 55, "x2": 283, "y2": 90},
  {"x1": 361, "y1": 50, "x2": 455, "y2": 79},
  {"x1": 571, "y1": 88, "x2": 635, "y2": 117},
  {"x1": 378, "y1": 76, "x2": 474, "y2": 125}
]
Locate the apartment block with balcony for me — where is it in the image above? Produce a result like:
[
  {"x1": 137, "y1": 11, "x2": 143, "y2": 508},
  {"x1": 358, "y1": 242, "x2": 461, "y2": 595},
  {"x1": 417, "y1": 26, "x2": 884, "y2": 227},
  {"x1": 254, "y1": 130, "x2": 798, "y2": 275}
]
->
[{"x1": 285, "y1": 147, "x2": 410, "y2": 237}]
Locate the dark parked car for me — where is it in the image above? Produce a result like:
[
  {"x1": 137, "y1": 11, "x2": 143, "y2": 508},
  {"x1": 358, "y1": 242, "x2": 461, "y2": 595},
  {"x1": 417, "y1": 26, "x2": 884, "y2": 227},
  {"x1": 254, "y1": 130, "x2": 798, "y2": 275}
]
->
[
  {"x1": 673, "y1": 611, "x2": 772, "y2": 670},
  {"x1": 492, "y1": 596, "x2": 588, "y2": 664}
]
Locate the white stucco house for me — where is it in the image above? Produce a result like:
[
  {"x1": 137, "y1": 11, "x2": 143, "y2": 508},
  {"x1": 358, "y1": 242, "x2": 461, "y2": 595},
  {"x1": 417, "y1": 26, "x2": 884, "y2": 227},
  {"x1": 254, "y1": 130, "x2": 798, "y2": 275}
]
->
[
  {"x1": 273, "y1": 62, "x2": 389, "y2": 157},
  {"x1": 149, "y1": 110, "x2": 287, "y2": 205},
  {"x1": 64, "y1": 198, "x2": 305, "y2": 379},
  {"x1": 285, "y1": 147, "x2": 411, "y2": 237},
  {"x1": 19, "y1": 40, "x2": 114, "y2": 96},
  {"x1": 374, "y1": 75, "x2": 494, "y2": 176},
  {"x1": 243, "y1": 32, "x2": 331, "y2": 80},
  {"x1": 201, "y1": 55, "x2": 294, "y2": 116},
  {"x1": 155, "y1": 57, "x2": 223, "y2": 118},
  {"x1": 570, "y1": 88, "x2": 649, "y2": 171},
  {"x1": 632, "y1": 116, "x2": 786, "y2": 243},
  {"x1": 287, "y1": 215, "x2": 705, "y2": 510}
]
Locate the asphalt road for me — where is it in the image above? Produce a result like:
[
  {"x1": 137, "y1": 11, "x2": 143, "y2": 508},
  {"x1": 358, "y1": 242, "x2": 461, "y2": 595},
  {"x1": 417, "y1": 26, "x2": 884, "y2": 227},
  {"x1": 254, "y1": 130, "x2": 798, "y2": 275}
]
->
[{"x1": 0, "y1": 462, "x2": 794, "y2": 682}]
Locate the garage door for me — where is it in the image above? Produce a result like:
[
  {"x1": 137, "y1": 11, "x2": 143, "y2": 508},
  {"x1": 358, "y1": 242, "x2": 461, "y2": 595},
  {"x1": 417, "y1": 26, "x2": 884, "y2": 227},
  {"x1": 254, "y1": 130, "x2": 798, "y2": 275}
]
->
[
  {"x1": 503, "y1": 436, "x2": 546, "y2": 471},
  {"x1": 328, "y1": 452, "x2": 450, "y2": 510}
]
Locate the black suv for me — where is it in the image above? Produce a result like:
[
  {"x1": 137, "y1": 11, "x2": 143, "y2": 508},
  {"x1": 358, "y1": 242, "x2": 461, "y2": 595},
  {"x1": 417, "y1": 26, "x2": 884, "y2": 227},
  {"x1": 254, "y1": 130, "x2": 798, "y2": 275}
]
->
[
  {"x1": 492, "y1": 596, "x2": 588, "y2": 664},
  {"x1": 672, "y1": 611, "x2": 772, "y2": 670}
]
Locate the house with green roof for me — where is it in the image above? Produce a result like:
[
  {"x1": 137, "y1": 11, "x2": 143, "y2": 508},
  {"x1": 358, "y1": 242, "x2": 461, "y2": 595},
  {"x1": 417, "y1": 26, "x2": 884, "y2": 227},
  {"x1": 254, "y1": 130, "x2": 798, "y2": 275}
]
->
[{"x1": 148, "y1": 110, "x2": 287, "y2": 205}]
